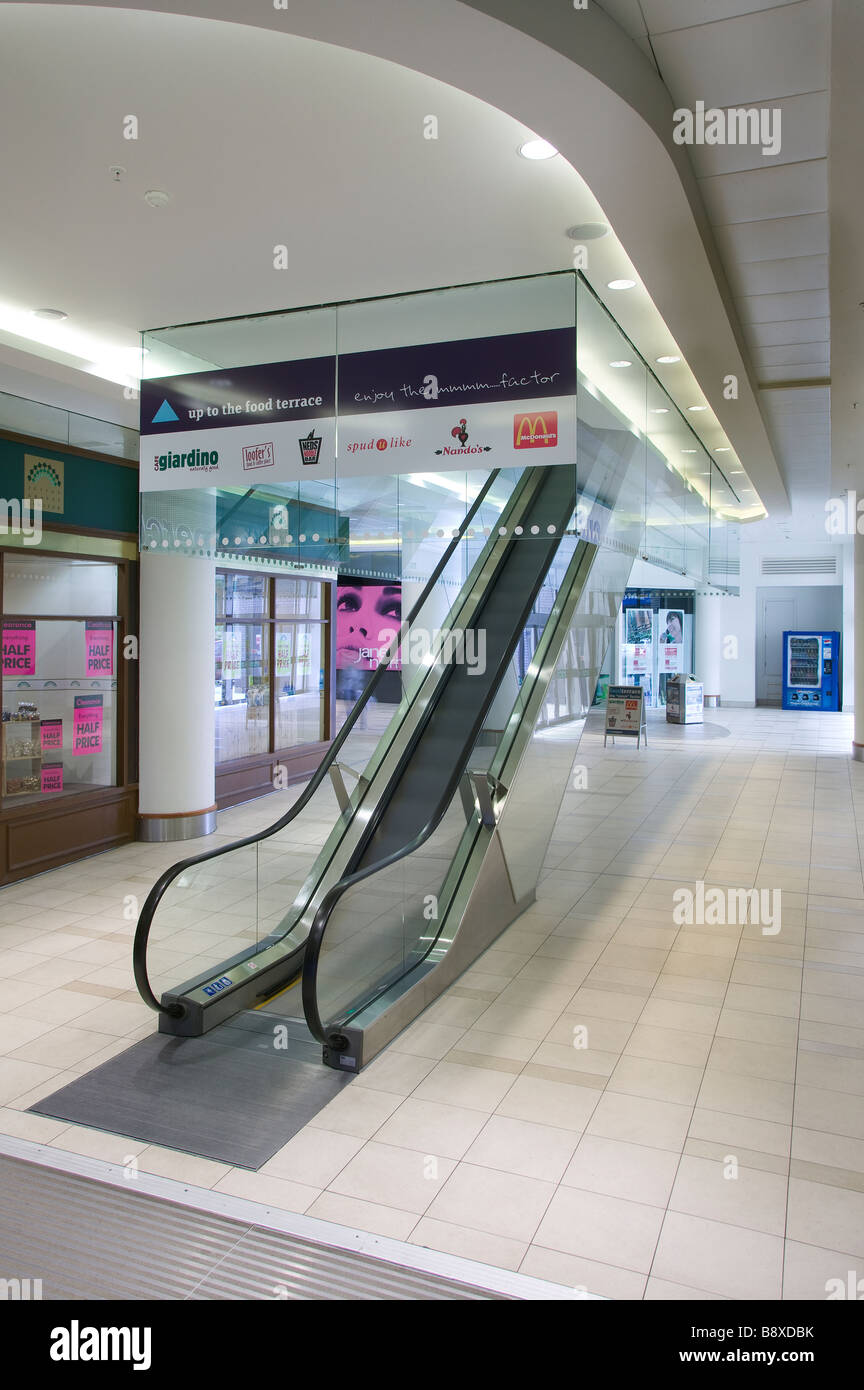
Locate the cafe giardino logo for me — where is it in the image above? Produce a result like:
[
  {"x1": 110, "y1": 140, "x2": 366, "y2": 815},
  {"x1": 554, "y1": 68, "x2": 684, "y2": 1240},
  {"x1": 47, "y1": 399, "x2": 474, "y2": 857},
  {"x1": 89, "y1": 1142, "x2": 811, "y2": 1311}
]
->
[{"x1": 153, "y1": 448, "x2": 219, "y2": 473}]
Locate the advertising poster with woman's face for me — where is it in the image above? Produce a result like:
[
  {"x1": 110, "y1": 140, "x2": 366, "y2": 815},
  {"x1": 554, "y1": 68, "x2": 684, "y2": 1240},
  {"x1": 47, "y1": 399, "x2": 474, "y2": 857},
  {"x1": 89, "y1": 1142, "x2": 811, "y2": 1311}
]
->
[
  {"x1": 659, "y1": 609, "x2": 684, "y2": 672},
  {"x1": 335, "y1": 580, "x2": 402, "y2": 671}
]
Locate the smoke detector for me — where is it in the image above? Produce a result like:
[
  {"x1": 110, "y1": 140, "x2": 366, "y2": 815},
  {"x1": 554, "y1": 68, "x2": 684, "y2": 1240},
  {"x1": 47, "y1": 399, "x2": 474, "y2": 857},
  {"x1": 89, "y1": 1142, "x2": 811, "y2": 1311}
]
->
[{"x1": 144, "y1": 190, "x2": 171, "y2": 208}]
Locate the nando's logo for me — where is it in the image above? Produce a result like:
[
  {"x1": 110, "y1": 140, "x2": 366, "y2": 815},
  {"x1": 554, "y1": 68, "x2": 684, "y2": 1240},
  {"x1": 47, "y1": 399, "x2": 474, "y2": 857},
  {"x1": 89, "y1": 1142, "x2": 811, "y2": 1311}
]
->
[
  {"x1": 513, "y1": 410, "x2": 558, "y2": 449},
  {"x1": 436, "y1": 418, "x2": 491, "y2": 458}
]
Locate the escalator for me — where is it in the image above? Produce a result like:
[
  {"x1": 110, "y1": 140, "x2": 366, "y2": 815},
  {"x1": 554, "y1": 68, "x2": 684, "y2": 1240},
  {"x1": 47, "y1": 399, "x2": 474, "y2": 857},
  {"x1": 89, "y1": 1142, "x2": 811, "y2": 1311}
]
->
[{"x1": 134, "y1": 448, "x2": 638, "y2": 1071}]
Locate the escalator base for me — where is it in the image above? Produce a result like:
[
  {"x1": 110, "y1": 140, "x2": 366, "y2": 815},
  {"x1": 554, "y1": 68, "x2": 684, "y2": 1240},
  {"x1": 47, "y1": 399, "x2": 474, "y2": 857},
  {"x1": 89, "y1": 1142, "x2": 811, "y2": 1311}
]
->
[{"x1": 28, "y1": 1013, "x2": 351, "y2": 1170}]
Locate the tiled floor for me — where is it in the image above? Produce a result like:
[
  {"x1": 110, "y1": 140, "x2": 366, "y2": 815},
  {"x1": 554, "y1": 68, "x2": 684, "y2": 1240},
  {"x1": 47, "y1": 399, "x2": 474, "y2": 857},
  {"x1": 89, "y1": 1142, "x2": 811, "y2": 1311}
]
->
[{"x1": 1, "y1": 706, "x2": 863, "y2": 1300}]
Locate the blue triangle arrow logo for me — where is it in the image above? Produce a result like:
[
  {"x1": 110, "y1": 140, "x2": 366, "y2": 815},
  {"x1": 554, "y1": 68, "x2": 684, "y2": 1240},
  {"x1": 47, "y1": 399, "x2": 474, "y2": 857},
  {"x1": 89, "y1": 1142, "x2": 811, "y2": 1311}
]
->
[{"x1": 152, "y1": 399, "x2": 179, "y2": 424}]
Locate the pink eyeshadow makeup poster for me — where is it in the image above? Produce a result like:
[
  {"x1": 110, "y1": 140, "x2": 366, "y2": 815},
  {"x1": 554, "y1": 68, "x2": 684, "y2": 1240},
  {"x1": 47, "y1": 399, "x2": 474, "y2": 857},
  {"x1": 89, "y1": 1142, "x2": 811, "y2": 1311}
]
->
[{"x1": 335, "y1": 580, "x2": 401, "y2": 671}]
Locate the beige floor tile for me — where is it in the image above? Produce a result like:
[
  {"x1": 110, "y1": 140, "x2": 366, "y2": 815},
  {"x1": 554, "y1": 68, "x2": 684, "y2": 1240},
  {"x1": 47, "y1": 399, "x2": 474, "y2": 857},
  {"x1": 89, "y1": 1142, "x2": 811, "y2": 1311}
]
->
[
  {"x1": 520, "y1": 1243, "x2": 646, "y2": 1300},
  {"x1": 0, "y1": 1057, "x2": 60, "y2": 1106},
  {"x1": 689, "y1": 1107, "x2": 791, "y2": 1159},
  {"x1": 471, "y1": 1001, "x2": 561, "y2": 1041},
  {"x1": 723, "y1": 983, "x2": 801, "y2": 1018},
  {"x1": 413, "y1": 1060, "x2": 516, "y2": 1112},
  {"x1": 328, "y1": 1140, "x2": 455, "y2": 1214},
  {"x1": 715, "y1": 1008, "x2": 799, "y2": 1047},
  {"x1": 786, "y1": 1177, "x2": 864, "y2": 1259},
  {"x1": 453, "y1": 1028, "x2": 537, "y2": 1063},
  {"x1": 496, "y1": 1074, "x2": 600, "y2": 1133},
  {"x1": 699, "y1": 1069, "x2": 794, "y2": 1125},
  {"x1": 669, "y1": 1154, "x2": 788, "y2": 1235},
  {"x1": 782, "y1": 1240, "x2": 864, "y2": 1300},
  {"x1": 308, "y1": 1085, "x2": 402, "y2": 1139},
  {"x1": 305, "y1": 1191, "x2": 417, "y2": 1241},
  {"x1": 533, "y1": 1185, "x2": 664, "y2": 1274},
  {"x1": 796, "y1": 1050, "x2": 864, "y2": 1097},
  {"x1": 0, "y1": 1106, "x2": 69, "y2": 1142},
  {"x1": 389, "y1": 1019, "x2": 466, "y2": 1060},
  {"x1": 608, "y1": 1054, "x2": 704, "y2": 1107},
  {"x1": 586, "y1": 1091, "x2": 691, "y2": 1153},
  {"x1": 644, "y1": 1277, "x2": 728, "y2": 1300},
  {"x1": 792, "y1": 1127, "x2": 864, "y2": 1174},
  {"x1": 563, "y1": 1130, "x2": 679, "y2": 1206},
  {"x1": 375, "y1": 1097, "x2": 488, "y2": 1160},
  {"x1": 136, "y1": 1145, "x2": 231, "y2": 1187},
  {"x1": 624, "y1": 1023, "x2": 712, "y2": 1067},
  {"x1": 260, "y1": 1128, "x2": 366, "y2": 1186},
  {"x1": 462, "y1": 1114, "x2": 579, "y2": 1183},
  {"x1": 53, "y1": 1125, "x2": 148, "y2": 1164},
  {"x1": 408, "y1": 1217, "x2": 527, "y2": 1272},
  {"x1": 651, "y1": 1211, "x2": 784, "y2": 1300},
  {"x1": 213, "y1": 1168, "x2": 320, "y2": 1213},
  {"x1": 639, "y1": 998, "x2": 720, "y2": 1035},
  {"x1": 7, "y1": 1024, "x2": 118, "y2": 1069},
  {"x1": 352, "y1": 1051, "x2": 436, "y2": 1096},
  {"x1": 707, "y1": 1035, "x2": 797, "y2": 1084},
  {"x1": 567, "y1": 987, "x2": 647, "y2": 1023},
  {"x1": 424, "y1": 1162, "x2": 554, "y2": 1243}
]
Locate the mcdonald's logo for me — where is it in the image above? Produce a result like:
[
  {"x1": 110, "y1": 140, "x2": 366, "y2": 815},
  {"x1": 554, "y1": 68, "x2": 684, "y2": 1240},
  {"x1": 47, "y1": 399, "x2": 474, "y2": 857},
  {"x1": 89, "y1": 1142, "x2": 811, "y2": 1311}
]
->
[{"x1": 513, "y1": 410, "x2": 558, "y2": 449}]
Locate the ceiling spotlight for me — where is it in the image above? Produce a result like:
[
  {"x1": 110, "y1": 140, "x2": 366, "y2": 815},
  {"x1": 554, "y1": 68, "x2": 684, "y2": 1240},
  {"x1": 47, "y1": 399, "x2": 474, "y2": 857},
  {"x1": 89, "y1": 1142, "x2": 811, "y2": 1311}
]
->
[
  {"x1": 609, "y1": 360, "x2": 632, "y2": 368},
  {"x1": 650, "y1": 408, "x2": 669, "y2": 414},
  {"x1": 715, "y1": 447, "x2": 731, "y2": 452},
  {"x1": 32, "y1": 307, "x2": 68, "y2": 321},
  {"x1": 687, "y1": 405, "x2": 708, "y2": 412},
  {"x1": 566, "y1": 223, "x2": 609, "y2": 240},
  {"x1": 656, "y1": 355, "x2": 680, "y2": 364},
  {"x1": 144, "y1": 189, "x2": 171, "y2": 208},
  {"x1": 518, "y1": 139, "x2": 558, "y2": 160},
  {"x1": 607, "y1": 279, "x2": 636, "y2": 290},
  {"x1": 682, "y1": 449, "x2": 697, "y2": 454}
]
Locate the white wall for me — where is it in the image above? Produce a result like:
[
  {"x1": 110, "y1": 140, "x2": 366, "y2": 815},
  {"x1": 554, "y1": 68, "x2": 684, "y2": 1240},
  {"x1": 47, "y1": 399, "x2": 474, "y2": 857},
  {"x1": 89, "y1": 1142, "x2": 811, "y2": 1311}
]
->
[{"x1": 718, "y1": 538, "x2": 851, "y2": 708}]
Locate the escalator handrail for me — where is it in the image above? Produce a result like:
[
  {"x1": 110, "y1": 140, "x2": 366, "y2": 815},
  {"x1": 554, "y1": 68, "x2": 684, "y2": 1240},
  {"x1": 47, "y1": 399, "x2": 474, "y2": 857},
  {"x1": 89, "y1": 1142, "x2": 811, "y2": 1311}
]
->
[
  {"x1": 132, "y1": 468, "x2": 503, "y2": 1015},
  {"x1": 302, "y1": 506, "x2": 579, "y2": 1044}
]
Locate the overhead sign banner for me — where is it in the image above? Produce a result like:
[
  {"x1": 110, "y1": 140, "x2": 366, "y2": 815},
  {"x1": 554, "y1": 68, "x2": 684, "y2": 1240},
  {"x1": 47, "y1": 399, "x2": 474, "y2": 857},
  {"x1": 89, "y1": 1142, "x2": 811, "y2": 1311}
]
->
[
  {"x1": 139, "y1": 329, "x2": 576, "y2": 490},
  {"x1": 140, "y1": 355, "x2": 337, "y2": 492},
  {"x1": 335, "y1": 327, "x2": 576, "y2": 478},
  {"x1": 72, "y1": 694, "x2": 103, "y2": 755},
  {"x1": 2, "y1": 620, "x2": 36, "y2": 675}
]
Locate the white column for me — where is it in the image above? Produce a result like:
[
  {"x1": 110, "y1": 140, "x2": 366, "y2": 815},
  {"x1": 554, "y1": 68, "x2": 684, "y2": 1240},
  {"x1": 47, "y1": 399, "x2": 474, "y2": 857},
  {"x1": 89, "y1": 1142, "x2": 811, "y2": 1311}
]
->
[
  {"x1": 138, "y1": 553, "x2": 217, "y2": 839},
  {"x1": 854, "y1": 529, "x2": 864, "y2": 760},
  {"x1": 695, "y1": 592, "x2": 723, "y2": 706}
]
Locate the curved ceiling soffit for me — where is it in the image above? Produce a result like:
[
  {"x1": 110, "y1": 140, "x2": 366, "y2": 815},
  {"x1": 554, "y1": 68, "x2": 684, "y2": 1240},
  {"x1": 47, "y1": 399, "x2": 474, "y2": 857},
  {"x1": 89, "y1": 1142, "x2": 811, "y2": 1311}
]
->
[{"x1": 41, "y1": 0, "x2": 789, "y2": 516}]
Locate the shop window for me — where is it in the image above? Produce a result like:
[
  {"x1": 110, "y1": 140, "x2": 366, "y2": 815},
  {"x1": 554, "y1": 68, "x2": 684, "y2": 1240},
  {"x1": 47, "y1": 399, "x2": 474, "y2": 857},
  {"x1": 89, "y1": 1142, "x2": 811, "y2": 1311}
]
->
[
  {"x1": 1, "y1": 556, "x2": 120, "y2": 805},
  {"x1": 214, "y1": 571, "x2": 328, "y2": 766}
]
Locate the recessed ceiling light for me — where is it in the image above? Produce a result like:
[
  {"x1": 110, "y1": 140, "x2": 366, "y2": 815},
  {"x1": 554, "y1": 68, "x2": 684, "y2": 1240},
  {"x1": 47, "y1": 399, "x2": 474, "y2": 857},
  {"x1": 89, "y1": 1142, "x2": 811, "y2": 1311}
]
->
[
  {"x1": 656, "y1": 355, "x2": 680, "y2": 364},
  {"x1": 687, "y1": 405, "x2": 707, "y2": 412},
  {"x1": 682, "y1": 449, "x2": 697, "y2": 454},
  {"x1": 715, "y1": 447, "x2": 730, "y2": 452},
  {"x1": 609, "y1": 360, "x2": 632, "y2": 368},
  {"x1": 607, "y1": 279, "x2": 636, "y2": 291},
  {"x1": 566, "y1": 223, "x2": 608, "y2": 240},
  {"x1": 32, "y1": 307, "x2": 68, "y2": 321},
  {"x1": 649, "y1": 407, "x2": 669, "y2": 414},
  {"x1": 518, "y1": 139, "x2": 557, "y2": 160},
  {"x1": 144, "y1": 189, "x2": 171, "y2": 208}
]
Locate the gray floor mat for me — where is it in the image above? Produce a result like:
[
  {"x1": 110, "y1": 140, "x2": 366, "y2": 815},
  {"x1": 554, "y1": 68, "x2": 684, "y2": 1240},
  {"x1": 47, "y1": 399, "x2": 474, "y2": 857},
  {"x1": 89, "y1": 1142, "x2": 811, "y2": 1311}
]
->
[{"x1": 29, "y1": 1013, "x2": 352, "y2": 1170}]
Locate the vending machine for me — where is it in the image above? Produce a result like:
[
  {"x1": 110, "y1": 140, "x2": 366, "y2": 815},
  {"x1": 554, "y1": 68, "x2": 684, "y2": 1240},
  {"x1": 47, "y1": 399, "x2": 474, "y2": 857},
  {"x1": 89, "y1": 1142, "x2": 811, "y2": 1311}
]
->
[{"x1": 781, "y1": 631, "x2": 841, "y2": 711}]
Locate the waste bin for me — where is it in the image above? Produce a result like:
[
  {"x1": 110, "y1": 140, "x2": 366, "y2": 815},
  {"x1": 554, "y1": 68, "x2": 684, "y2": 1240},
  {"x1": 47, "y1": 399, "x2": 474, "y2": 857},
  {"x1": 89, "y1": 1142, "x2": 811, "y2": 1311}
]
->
[{"x1": 666, "y1": 674, "x2": 704, "y2": 725}]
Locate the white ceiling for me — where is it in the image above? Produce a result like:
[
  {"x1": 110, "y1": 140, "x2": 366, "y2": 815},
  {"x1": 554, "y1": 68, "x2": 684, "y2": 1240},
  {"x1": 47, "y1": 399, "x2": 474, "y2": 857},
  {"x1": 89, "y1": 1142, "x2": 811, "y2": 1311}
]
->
[
  {"x1": 597, "y1": 0, "x2": 832, "y2": 542},
  {"x1": 0, "y1": 0, "x2": 794, "y2": 523}
]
